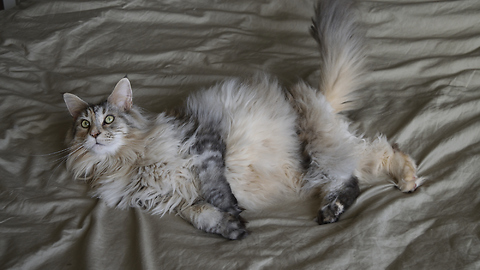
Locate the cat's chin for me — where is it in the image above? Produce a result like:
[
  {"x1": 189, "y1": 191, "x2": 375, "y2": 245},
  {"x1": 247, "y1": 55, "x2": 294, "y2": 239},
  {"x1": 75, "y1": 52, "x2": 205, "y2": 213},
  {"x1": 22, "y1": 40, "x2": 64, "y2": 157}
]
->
[{"x1": 87, "y1": 143, "x2": 119, "y2": 156}]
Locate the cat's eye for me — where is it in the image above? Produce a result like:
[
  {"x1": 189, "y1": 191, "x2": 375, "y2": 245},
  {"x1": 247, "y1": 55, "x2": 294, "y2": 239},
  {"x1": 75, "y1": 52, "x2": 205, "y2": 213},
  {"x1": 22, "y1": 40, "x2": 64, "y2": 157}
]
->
[
  {"x1": 104, "y1": 115, "x2": 115, "y2": 124},
  {"x1": 81, "y1": 120, "x2": 90, "y2": 128}
]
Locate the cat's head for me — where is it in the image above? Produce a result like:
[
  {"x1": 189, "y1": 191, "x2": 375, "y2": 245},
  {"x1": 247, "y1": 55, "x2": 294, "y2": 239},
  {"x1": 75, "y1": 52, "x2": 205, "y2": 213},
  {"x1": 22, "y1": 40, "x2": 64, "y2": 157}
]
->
[{"x1": 64, "y1": 78, "x2": 134, "y2": 157}]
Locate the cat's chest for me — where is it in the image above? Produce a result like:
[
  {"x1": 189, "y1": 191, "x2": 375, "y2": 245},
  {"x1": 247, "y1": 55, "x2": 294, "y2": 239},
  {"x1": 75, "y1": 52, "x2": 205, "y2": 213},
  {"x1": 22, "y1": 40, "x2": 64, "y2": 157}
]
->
[{"x1": 131, "y1": 155, "x2": 197, "y2": 191}]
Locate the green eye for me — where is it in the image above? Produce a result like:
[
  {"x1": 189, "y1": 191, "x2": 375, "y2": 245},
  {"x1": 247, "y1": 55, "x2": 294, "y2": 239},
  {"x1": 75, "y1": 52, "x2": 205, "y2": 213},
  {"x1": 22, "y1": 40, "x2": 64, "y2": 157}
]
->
[
  {"x1": 104, "y1": 115, "x2": 115, "y2": 124},
  {"x1": 81, "y1": 120, "x2": 90, "y2": 128}
]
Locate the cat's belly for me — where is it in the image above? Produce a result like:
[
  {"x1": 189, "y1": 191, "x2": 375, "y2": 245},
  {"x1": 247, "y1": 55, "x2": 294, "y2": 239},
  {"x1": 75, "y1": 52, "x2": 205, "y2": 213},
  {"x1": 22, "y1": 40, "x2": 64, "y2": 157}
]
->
[
  {"x1": 188, "y1": 76, "x2": 304, "y2": 210},
  {"x1": 222, "y1": 93, "x2": 303, "y2": 210},
  {"x1": 225, "y1": 153, "x2": 303, "y2": 211}
]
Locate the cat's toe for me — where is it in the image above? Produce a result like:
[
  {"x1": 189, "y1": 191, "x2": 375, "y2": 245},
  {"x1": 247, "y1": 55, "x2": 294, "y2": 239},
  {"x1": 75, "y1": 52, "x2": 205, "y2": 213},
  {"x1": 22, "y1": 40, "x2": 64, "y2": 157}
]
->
[
  {"x1": 317, "y1": 199, "x2": 344, "y2": 224},
  {"x1": 222, "y1": 215, "x2": 248, "y2": 240},
  {"x1": 317, "y1": 176, "x2": 360, "y2": 225},
  {"x1": 226, "y1": 227, "x2": 248, "y2": 240},
  {"x1": 226, "y1": 204, "x2": 244, "y2": 217},
  {"x1": 397, "y1": 180, "x2": 416, "y2": 193},
  {"x1": 397, "y1": 176, "x2": 426, "y2": 193}
]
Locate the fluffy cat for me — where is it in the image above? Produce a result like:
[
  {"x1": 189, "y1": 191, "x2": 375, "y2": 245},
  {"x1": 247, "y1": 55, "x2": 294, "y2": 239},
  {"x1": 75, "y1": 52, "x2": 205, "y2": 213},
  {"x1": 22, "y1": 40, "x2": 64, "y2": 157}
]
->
[{"x1": 63, "y1": 0, "x2": 424, "y2": 240}]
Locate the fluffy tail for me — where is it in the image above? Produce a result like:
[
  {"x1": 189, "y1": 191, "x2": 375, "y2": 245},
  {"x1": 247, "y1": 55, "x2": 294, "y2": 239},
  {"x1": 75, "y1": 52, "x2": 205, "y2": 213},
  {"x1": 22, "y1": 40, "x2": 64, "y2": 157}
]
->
[{"x1": 311, "y1": 0, "x2": 365, "y2": 113}]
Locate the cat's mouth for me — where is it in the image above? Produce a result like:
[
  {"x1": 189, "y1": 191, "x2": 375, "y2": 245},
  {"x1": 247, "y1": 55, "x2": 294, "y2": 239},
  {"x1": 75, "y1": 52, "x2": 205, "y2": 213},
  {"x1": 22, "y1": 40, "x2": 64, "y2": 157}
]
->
[
  {"x1": 85, "y1": 136, "x2": 122, "y2": 155},
  {"x1": 89, "y1": 141, "x2": 107, "y2": 154},
  {"x1": 93, "y1": 137, "x2": 107, "y2": 146}
]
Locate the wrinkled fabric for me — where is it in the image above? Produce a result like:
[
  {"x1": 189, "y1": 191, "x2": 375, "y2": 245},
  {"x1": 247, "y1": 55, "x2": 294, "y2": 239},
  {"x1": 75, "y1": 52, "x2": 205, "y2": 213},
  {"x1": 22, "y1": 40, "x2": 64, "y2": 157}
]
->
[{"x1": 1, "y1": 0, "x2": 479, "y2": 269}]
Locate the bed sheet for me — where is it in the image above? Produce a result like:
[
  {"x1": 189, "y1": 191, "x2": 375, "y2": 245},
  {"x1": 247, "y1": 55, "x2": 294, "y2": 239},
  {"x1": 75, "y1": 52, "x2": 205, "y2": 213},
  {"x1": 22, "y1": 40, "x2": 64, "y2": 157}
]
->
[{"x1": 0, "y1": 0, "x2": 479, "y2": 269}]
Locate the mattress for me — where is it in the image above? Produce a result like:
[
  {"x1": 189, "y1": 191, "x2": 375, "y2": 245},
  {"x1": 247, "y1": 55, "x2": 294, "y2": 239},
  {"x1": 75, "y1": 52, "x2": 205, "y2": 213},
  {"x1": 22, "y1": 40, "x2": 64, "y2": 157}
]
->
[{"x1": 1, "y1": 0, "x2": 479, "y2": 269}]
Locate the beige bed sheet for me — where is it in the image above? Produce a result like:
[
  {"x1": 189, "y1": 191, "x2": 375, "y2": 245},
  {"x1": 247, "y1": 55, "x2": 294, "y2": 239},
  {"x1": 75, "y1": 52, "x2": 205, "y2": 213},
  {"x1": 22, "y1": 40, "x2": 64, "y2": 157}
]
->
[{"x1": 0, "y1": 0, "x2": 479, "y2": 269}]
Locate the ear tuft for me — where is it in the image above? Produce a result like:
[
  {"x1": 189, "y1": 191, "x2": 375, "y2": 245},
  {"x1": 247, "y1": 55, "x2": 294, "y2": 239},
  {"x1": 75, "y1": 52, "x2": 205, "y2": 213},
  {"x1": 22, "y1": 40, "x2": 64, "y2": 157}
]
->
[
  {"x1": 108, "y1": 78, "x2": 133, "y2": 111},
  {"x1": 392, "y1": 143, "x2": 400, "y2": 151},
  {"x1": 64, "y1": 93, "x2": 89, "y2": 118}
]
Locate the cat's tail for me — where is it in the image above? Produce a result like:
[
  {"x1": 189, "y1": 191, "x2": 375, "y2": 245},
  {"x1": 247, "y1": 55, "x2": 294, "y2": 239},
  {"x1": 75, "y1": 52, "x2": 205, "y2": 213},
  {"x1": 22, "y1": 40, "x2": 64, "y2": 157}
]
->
[{"x1": 311, "y1": 0, "x2": 365, "y2": 113}]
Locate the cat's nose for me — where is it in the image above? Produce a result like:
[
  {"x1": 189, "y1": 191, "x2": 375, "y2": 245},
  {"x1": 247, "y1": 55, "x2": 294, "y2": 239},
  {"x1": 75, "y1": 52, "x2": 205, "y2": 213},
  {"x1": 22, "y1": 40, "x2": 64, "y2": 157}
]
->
[{"x1": 90, "y1": 130, "x2": 101, "y2": 138}]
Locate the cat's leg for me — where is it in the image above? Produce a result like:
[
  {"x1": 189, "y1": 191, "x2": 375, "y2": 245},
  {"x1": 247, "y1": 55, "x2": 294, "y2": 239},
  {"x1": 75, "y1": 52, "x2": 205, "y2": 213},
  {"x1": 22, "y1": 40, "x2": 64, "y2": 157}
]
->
[
  {"x1": 192, "y1": 127, "x2": 243, "y2": 216},
  {"x1": 178, "y1": 201, "x2": 247, "y2": 240},
  {"x1": 289, "y1": 83, "x2": 361, "y2": 224},
  {"x1": 356, "y1": 136, "x2": 425, "y2": 192},
  {"x1": 304, "y1": 151, "x2": 361, "y2": 224}
]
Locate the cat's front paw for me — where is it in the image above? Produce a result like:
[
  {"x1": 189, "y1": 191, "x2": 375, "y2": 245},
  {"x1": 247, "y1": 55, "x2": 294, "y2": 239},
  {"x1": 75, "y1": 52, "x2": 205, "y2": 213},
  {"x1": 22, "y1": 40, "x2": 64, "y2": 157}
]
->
[{"x1": 221, "y1": 214, "x2": 248, "y2": 240}]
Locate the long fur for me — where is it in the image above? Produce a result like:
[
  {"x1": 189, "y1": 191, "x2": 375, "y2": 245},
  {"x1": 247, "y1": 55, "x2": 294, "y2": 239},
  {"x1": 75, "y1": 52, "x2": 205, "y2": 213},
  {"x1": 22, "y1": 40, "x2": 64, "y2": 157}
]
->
[
  {"x1": 66, "y1": 107, "x2": 200, "y2": 216},
  {"x1": 186, "y1": 76, "x2": 303, "y2": 210},
  {"x1": 311, "y1": 0, "x2": 365, "y2": 112},
  {"x1": 64, "y1": 0, "x2": 423, "y2": 239}
]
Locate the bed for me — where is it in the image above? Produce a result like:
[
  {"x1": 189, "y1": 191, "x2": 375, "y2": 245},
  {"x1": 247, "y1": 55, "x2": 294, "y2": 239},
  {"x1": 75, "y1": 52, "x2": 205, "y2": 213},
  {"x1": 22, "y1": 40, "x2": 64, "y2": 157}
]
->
[{"x1": 1, "y1": 0, "x2": 479, "y2": 269}]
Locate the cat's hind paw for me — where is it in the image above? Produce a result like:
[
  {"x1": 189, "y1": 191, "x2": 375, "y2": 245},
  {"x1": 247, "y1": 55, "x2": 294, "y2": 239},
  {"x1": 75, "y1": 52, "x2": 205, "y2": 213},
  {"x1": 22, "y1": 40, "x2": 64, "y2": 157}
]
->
[
  {"x1": 387, "y1": 143, "x2": 426, "y2": 193},
  {"x1": 317, "y1": 176, "x2": 360, "y2": 225},
  {"x1": 396, "y1": 176, "x2": 426, "y2": 193},
  {"x1": 317, "y1": 199, "x2": 345, "y2": 224}
]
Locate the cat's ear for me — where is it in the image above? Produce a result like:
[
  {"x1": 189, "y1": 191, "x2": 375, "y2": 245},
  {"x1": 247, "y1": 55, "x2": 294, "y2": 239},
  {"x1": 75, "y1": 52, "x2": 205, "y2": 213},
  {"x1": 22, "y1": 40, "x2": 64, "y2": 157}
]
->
[
  {"x1": 108, "y1": 78, "x2": 133, "y2": 111},
  {"x1": 64, "y1": 93, "x2": 89, "y2": 118}
]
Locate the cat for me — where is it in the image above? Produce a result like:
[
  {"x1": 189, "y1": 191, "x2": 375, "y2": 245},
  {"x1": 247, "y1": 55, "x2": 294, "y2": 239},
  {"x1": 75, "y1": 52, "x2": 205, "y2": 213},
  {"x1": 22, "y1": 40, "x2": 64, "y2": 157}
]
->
[{"x1": 63, "y1": 0, "x2": 424, "y2": 240}]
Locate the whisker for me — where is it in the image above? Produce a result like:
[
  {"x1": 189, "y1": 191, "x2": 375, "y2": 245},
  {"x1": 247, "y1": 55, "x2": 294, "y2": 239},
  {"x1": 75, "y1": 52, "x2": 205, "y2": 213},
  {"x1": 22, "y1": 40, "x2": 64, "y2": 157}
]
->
[
  {"x1": 44, "y1": 143, "x2": 85, "y2": 185},
  {"x1": 46, "y1": 144, "x2": 87, "y2": 184},
  {"x1": 49, "y1": 155, "x2": 70, "y2": 165},
  {"x1": 33, "y1": 148, "x2": 71, "y2": 157},
  {"x1": 44, "y1": 143, "x2": 85, "y2": 165},
  {"x1": 67, "y1": 144, "x2": 88, "y2": 159},
  {"x1": 47, "y1": 156, "x2": 68, "y2": 184}
]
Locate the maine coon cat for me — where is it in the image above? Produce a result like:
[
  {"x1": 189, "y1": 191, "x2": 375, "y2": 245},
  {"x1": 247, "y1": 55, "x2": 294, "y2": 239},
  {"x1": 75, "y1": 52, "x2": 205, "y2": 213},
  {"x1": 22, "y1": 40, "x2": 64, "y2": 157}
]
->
[{"x1": 63, "y1": 0, "x2": 424, "y2": 240}]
